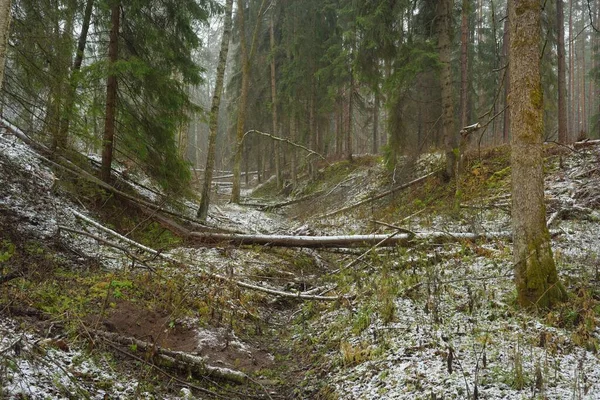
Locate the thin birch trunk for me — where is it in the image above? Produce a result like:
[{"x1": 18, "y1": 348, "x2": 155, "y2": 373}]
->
[{"x1": 197, "y1": 0, "x2": 233, "y2": 221}]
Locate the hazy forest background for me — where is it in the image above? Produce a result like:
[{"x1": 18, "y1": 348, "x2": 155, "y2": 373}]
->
[{"x1": 3, "y1": 0, "x2": 599, "y2": 196}]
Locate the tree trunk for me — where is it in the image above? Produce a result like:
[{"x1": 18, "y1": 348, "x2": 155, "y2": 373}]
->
[
  {"x1": 346, "y1": 79, "x2": 353, "y2": 162},
  {"x1": 509, "y1": 0, "x2": 566, "y2": 308},
  {"x1": 372, "y1": 90, "x2": 379, "y2": 154},
  {"x1": 101, "y1": 0, "x2": 120, "y2": 183},
  {"x1": 502, "y1": 14, "x2": 510, "y2": 143},
  {"x1": 270, "y1": 9, "x2": 281, "y2": 189},
  {"x1": 57, "y1": 0, "x2": 94, "y2": 152},
  {"x1": 460, "y1": 0, "x2": 469, "y2": 131},
  {"x1": 231, "y1": 0, "x2": 268, "y2": 203},
  {"x1": 437, "y1": 0, "x2": 457, "y2": 180},
  {"x1": 569, "y1": 0, "x2": 574, "y2": 139},
  {"x1": 197, "y1": 0, "x2": 233, "y2": 221},
  {"x1": 0, "y1": 0, "x2": 11, "y2": 90},
  {"x1": 557, "y1": 0, "x2": 568, "y2": 143}
]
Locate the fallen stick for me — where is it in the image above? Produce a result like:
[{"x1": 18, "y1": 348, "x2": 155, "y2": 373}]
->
[
  {"x1": 71, "y1": 209, "x2": 342, "y2": 301},
  {"x1": 318, "y1": 170, "x2": 439, "y2": 219}
]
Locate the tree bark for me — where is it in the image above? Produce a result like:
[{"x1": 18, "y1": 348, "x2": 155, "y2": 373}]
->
[
  {"x1": 231, "y1": 0, "x2": 268, "y2": 203},
  {"x1": 372, "y1": 90, "x2": 379, "y2": 154},
  {"x1": 502, "y1": 14, "x2": 510, "y2": 143},
  {"x1": 509, "y1": 0, "x2": 566, "y2": 308},
  {"x1": 269, "y1": 8, "x2": 281, "y2": 189},
  {"x1": 437, "y1": 0, "x2": 457, "y2": 180},
  {"x1": 557, "y1": 0, "x2": 568, "y2": 143},
  {"x1": 197, "y1": 0, "x2": 234, "y2": 221},
  {"x1": 0, "y1": 0, "x2": 11, "y2": 91},
  {"x1": 101, "y1": 1, "x2": 121, "y2": 183},
  {"x1": 569, "y1": 0, "x2": 574, "y2": 139},
  {"x1": 56, "y1": 0, "x2": 94, "y2": 152}
]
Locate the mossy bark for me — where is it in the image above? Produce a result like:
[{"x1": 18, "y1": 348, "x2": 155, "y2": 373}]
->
[{"x1": 509, "y1": 0, "x2": 566, "y2": 308}]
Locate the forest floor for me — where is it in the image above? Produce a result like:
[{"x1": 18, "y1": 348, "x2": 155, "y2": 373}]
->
[{"x1": 1, "y1": 127, "x2": 600, "y2": 399}]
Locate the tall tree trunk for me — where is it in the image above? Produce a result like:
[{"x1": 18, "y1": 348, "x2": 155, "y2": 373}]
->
[
  {"x1": 231, "y1": 0, "x2": 268, "y2": 203},
  {"x1": 569, "y1": 0, "x2": 574, "y2": 139},
  {"x1": 460, "y1": 0, "x2": 470, "y2": 131},
  {"x1": 197, "y1": 0, "x2": 233, "y2": 221},
  {"x1": 437, "y1": 0, "x2": 457, "y2": 180},
  {"x1": 557, "y1": 0, "x2": 568, "y2": 143},
  {"x1": 56, "y1": 0, "x2": 94, "y2": 153},
  {"x1": 509, "y1": 0, "x2": 566, "y2": 308},
  {"x1": 502, "y1": 15, "x2": 510, "y2": 143},
  {"x1": 580, "y1": 15, "x2": 587, "y2": 139},
  {"x1": 101, "y1": 0, "x2": 120, "y2": 183},
  {"x1": 372, "y1": 90, "x2": 379, "y2": 154},
  {"x1": 346, "y1": 78, "x2": 354, "y2": 162},
  {"x1": 0, "y1": 0, "x2": 11, "y2": 91},
  {"x1": 269, "y1": 8, "x2": 281, "y2": 189}
]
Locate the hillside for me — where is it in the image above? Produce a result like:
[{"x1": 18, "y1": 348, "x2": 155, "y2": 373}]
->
[{"x1": 1, "y1": 128, "x2": 600, "y2": 399}]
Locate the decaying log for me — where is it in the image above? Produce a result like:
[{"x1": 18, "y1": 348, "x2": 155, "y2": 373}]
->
[
  {"x1": 318, "y1": 170, "x2": 439, "y2": 219},
  {"x1": 70, "y1": 209, "x2": 342, "y2": 301},
  {"x1": 91, "y1": 329, "x2": 247, "y2": 384}
]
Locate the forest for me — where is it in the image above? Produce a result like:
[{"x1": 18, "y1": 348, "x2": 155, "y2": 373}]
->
[{"x1": 0, "y1": 0, "x2": 600, "y2": 398}]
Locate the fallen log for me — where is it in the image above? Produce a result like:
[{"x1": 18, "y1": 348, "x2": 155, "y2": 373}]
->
[
  {"x1": 91, "y1": 329, "x2": 247, "y2": 384},
  {"x1": 188, "y1": 230, "x2": 513, "y2": 248},
  {"x1": 318, "y1": 170, "x2": 439, "y2": 219}
]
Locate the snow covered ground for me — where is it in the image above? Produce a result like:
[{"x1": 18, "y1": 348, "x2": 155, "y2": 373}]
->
[{"x1": 2, "y1": 125, "x2": 600, "y2": 399}]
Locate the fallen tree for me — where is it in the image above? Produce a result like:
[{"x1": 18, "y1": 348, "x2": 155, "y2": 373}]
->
[{"x1": 187, "y1": 230, "x2": 513, "y2": 248}]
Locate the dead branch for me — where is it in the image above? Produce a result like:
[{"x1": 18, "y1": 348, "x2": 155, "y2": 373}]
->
[
  {"x1": 242, "y1": 130, "x2": 328, "y2": 163},
  {"x1": 70, "y1": 209, "x2": 342, "y2": 301},
  {"x1": 318, "y1": 170, "x2": 439, "y2": 219},
  {"x1": 239, "y1": 190, "x2": 325, "y2": 210}
]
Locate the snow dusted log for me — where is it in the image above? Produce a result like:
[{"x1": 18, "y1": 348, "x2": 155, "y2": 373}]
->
[
  {"x1": 188, "y1": 230, "x2": 514, "y2": 248},
  {"x1": 572, "y1": 139, "x2": 600, "y2": 149},
  {"x1": 92, "y1": 329, "x2": 248, "y2": 384},
  {"x1": 318, "y1": 170, "x2": 439, "y2": 219},
  {"x1": 71, "y1": 209, "x2": 342, "y2": 301}
]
